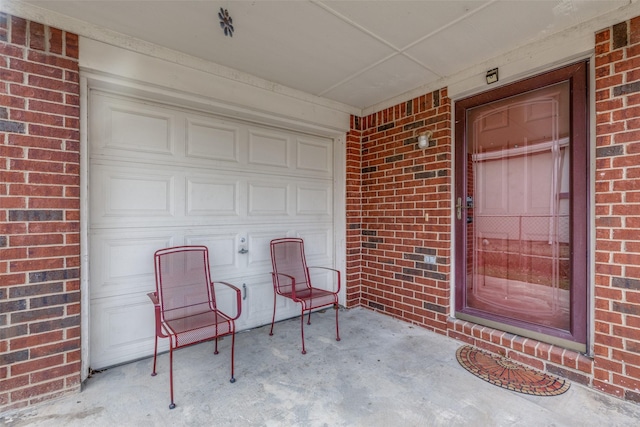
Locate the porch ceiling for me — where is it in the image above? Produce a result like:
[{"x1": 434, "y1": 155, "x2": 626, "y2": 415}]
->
[{"x1": 14, "y1": 1, "x2": 632, "y2": 110}]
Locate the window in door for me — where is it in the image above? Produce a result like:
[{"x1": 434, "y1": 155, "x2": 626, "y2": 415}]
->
[{"x1": 454, "y1": 62, "x2": 588, "y2": 351}]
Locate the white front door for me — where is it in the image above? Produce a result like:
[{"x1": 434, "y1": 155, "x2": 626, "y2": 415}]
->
[{"x1": 88, "y1": 89, "x2": 336, "y2": 369}]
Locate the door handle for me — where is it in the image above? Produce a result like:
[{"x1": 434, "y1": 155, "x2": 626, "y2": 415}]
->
[
  {"x1": 456, "y1": 197, "x2": 462, "y2": 220},
  {"x1": 242, "y1": 283, "x2": 247, "y2": 300},
  {"x1": 238, "y1": 248, "x2": 248, "y2": 254}
]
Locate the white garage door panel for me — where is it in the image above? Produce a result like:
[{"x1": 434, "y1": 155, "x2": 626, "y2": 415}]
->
[
  {"x1": 248, "y1": 130, "x2": 290, "y2": 168},
  {"x1": 247, "y1": 233, "x2": 276, "y2": 268},
  {"x1": 297, "y1": 185, "x2": 331, "y2": 215},
  {"x1": 186, "y1": 119, "x2": 240, "y2": 163},
  {"x1": 297, "y1": 138, "x2": 332, "y2": 173},
  {"x1": 90, "y1": 232, "x2": 175, "y2": 299},
  {"x1": 91, "y1": 164, "x2": 176, "y2": 223},
  {"x1": 186, "y1": 177, "x2": 240, "y2": 216},
  {"x1": 184, "y1": 232, "x2": 241, "y2": 277},
  {"x1": 298, "y1": 229, "x2": 333, "y2": 259},
  {"x1": 91, "y1": 92, "x2": 177, "y2": 156},
  {"x1": 90, "y1": 293, "x2": 165, "y2": 369},
  {"x1": 248, "y1": 182, "x2": 289, "y2": 216},
  {"x1": 108, "y1": 174, "x2": 173, "y2": 214},
  {"x1": 89, "y1": 89, "x2": 336, "y2": 369}
]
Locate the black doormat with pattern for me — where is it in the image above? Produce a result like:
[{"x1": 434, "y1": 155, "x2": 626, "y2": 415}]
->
[{"x1": 456, "y1": 345, "x2": 570, "y2": 396}]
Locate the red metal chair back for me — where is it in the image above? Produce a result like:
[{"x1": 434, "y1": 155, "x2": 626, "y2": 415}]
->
[
  {"x1": 270, "y1": 238, "x2": 310, "y2": 297},
  {"x1": 155, "y1": 246, "x2": 215, "y2": 323}
]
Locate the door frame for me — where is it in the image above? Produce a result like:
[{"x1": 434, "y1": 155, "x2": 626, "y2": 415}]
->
[{"x1": 453, "y1": 61, "x2": 590, "y2": 352}]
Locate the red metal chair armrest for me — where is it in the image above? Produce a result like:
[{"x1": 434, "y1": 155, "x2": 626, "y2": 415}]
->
[
  {"x1": 147, "y1": 292, "x2": 167, "y2": 338},
  {"x1": 212, "y1": 281, "x2": 243, "y2": 320},
  {"x1": 147, "y1": 292, "x2": 159, "y2": 305},
  {"x1": 272, "y1": 271, "x2": 298, "y2": 300},
  {"x1": 307, "y1": 266, "x2": 341, "y2": 294}
]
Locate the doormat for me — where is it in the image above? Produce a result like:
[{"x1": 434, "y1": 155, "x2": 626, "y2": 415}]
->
[{"x1": 456, "y1": 345, "x2": 570, "y2": 396}]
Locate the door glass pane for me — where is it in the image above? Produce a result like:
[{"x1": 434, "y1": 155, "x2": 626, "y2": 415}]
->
[{"x1": 465, "y1": 81, "x2": 570, "y2": 331}]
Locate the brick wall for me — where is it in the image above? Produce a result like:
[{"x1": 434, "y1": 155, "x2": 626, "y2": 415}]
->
[
  {"x1": 345, "y1": 19, "x2": 640, "y2": 405},
  {"x1": 354, "y1": 90, "x2": 452, "y2": 333},
  {"x1": 592, "y1": 17, "x2": 640, "y2": 403},
  {"x1": 0, "y1": 14, "x2": 81, "y2": 412}
]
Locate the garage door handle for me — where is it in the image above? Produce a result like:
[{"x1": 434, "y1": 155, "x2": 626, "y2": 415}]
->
[
  {"x1": 242, "y1": 283, "x2": 247, "y2": 300},
  {"x1": 238, "y1": 248, "x2": 248, "y2": 254}
]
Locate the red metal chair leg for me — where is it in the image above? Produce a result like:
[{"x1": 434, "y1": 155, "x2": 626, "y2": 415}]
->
[
  {"x1": 300, "y1": 308, "x2": 307, "y2": 354},
  {"x1": 269, "y1": 292, "x2": 277, "y2": 336},
  {"x1": 214, "y1": 336, "x2": 219, "y2": 355},
  {"x1": 168, "y1": 346, "x2": 176, "y2": 409},
  {"x1": 335, "y1": 303, "x2": 341, "y2": 341},
  {"x1": 151, "y1": 334, "x2": 158, "y2": 376},
  {"x1": 306, "y1": 308, "x2": 312, "y2": 325},
  {"x1": 230, "y1": 328, "x2": 236, "y2": 383}
]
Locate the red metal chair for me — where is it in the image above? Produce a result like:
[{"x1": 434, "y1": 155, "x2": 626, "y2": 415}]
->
[
  {"x1": 269, "y1": 237, "x2": 340, "y2": 354},
  {"x1": 148, "y1": 245, "x2": 241, "y2": 409}
]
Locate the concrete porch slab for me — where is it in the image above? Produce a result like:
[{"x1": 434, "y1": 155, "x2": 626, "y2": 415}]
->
[{"x1": 2, "y1": 307, "x2": 639, "y2": 426}]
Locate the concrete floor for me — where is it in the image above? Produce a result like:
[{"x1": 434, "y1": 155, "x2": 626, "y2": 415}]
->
[{"x1": 2, "y1": 307, "x2": 640, "y2": 427}]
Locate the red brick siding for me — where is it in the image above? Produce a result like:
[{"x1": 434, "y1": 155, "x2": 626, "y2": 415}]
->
[
  {"x1": 0, "y1": 14, "x2": 81, "y2": 413},
  {"x1": 351, "y1": 90, "x2": 452, "y2": 333},
  {"x1": 593, "y1": 17, "x2": 640, "y2": 404},
  {"x1": 346, "y1": 116, "x2": 363, "y2": 307}
]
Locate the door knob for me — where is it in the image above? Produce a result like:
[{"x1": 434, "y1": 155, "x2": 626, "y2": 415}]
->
[{"x1": 238, "y1": 248, "x2": 248, "y2": 254}]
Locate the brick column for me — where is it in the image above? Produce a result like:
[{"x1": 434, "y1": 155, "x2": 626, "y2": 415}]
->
[
  {"x1": 345, "y1": 116, "x2": 363, "y2": 307},
  {"x1": 593, "y1": 17, "x2": 640, "y2": 403},
  {"x1": 0, "y1": 14, "x2": 81, "y2": 412}
]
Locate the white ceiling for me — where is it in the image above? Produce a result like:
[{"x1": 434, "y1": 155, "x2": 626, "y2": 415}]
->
[{"x1": 13, "y1": 1, "x2": 634, "y2": 110}]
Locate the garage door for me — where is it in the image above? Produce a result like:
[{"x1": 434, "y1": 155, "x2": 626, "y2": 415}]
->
[{"x1": 88, "y1": 89, "x2": 336, "y2": 369}]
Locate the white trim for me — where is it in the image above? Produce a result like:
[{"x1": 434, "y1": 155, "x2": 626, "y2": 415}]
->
[
  {"x1": 588, "y1": 55, "x2": 597, "y2": 357},
  {"x1": 79, "y1": 75, "x2": 90, "y2": 381},
  {"x1": 79, "y1": 38, "x2": 351, "y2": 136},
  {"x1": 333, "y1": 133, "x2": 347, "y2": 306}
]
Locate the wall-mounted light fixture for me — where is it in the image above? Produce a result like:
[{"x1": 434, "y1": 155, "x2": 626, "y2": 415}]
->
[
  {"x1": 417, "y1": 131, "x2": 433, "y2": 149},
  {"x1": 486, "y1": 68, "x2": 499, "y2": 84}
]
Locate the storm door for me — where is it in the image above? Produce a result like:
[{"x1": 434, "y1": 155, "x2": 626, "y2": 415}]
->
[{"x1": 454, "y1": 62, "x2": 588, "y2": 350}]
